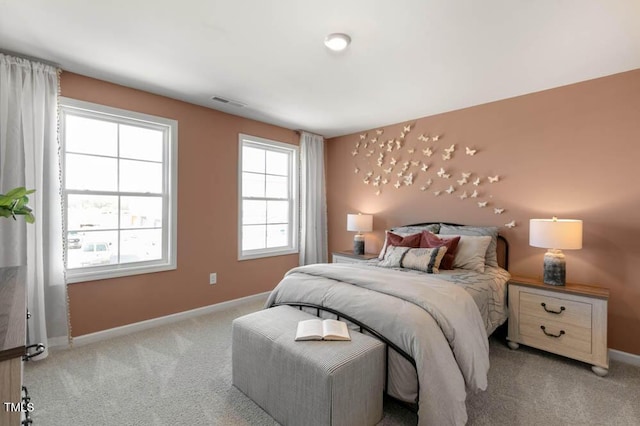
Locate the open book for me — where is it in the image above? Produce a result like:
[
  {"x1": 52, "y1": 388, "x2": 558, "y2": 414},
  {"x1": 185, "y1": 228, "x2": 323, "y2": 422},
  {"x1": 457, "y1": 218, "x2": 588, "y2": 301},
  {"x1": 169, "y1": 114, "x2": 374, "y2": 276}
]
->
[{"x1": 295, "y1": 318, "x2": 351, "y2": 341}]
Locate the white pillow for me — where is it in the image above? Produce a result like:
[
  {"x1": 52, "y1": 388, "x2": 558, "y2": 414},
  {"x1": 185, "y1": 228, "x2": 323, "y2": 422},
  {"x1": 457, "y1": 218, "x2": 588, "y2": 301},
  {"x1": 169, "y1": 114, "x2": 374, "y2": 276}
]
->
[{"x1": 439, "y1": 234, "x2": 491, "y2": 273}]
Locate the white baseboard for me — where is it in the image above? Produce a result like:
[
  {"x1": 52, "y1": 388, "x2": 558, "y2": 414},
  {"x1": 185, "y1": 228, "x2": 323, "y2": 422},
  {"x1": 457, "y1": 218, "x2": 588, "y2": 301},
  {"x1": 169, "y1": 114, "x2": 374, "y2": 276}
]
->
[
  {"x1": 71, "y1": 291, "x2": 270, "y2": 347},
  {"x1": 609, "y1": 348, "x2": 640, "y2": 367}
]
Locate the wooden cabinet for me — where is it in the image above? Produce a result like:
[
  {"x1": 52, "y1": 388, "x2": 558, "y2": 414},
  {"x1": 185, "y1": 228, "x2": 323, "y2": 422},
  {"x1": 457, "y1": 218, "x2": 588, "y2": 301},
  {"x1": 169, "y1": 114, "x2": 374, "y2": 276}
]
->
[
  {"x1": 0, "y1": 267, "x2": 26, "y2": 426},
  {"x1": 507, "y1": 276, "x2": 609, "y2": 376},
  {"x1": 331, "y1": 251, "x2": 378, "y2": 264}
]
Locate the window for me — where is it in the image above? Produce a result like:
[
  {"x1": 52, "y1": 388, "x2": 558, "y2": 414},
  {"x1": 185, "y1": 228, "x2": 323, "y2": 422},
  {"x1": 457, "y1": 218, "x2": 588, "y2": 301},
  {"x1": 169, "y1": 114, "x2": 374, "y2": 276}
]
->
[
  {"x1": 60, "y1": 98, "x2": 177, "y2": 282},
  {"x1": 238, "y1": 134, "x2": 298, "y2": 260}
]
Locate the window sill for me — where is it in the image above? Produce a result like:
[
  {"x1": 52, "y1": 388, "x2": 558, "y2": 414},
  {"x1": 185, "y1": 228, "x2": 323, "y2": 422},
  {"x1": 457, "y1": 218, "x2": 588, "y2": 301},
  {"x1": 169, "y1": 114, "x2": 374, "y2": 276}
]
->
[
  {"x1": 66, "y1": 261, "x2": 176, "y2": 283},
  {"x1": 238, "y1": 248, "x2": 298, "y2": 261}
]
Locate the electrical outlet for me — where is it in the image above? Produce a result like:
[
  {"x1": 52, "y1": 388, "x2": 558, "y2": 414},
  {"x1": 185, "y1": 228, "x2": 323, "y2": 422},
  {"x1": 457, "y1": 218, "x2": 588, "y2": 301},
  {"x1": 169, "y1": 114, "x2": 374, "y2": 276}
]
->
[{"x1": 209, "y1": 273, "x2": 217, "y2": 285}]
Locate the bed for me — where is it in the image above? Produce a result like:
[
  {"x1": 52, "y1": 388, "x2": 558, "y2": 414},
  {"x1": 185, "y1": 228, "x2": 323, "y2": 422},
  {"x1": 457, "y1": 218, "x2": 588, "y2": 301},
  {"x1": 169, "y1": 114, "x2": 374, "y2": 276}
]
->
[{"x1": 264, "y1": 223, "x2": 510, "y2": 426}]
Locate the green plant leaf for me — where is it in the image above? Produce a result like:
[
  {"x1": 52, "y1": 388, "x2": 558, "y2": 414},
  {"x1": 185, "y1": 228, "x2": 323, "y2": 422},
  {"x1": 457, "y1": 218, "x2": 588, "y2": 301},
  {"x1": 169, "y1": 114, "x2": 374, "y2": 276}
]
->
[{"x1": 5, "y1": 187, "x2": 27, "y2": 199}]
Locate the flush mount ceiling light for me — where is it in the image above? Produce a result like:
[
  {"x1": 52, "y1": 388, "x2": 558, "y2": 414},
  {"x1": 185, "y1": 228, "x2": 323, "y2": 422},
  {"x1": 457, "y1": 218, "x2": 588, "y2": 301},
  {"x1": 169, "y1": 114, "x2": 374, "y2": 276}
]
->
[{"x1": 324, "y1": 33, "x2": 351, "y2": 51}]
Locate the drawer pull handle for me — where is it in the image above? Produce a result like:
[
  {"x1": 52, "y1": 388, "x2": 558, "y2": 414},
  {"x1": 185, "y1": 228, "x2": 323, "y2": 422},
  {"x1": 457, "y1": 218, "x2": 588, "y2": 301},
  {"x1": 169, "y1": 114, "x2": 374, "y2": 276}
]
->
[
  {"x1": 541, "y1": 302, "x2": 565, "y2": 314},
  {"x1": 540, "y1": 325, "x2": 565, "y2": 338},
  {"x1": 23, "y1": 343, "x2": 46, "y2": 361}
]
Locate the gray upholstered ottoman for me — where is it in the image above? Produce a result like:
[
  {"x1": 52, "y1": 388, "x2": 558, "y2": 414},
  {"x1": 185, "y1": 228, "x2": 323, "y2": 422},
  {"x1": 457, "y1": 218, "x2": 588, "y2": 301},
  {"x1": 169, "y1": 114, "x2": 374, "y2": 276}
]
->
[{"x1": 232, "y1": 305, "x2": 385, "y2": 426}]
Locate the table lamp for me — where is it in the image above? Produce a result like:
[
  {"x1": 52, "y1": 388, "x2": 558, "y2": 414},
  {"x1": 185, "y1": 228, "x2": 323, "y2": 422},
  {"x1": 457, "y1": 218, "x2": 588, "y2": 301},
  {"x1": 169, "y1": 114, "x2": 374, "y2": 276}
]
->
[
  {"x1": 529, "y1": 217, "x2": 583, "y2": 286},
  {"x1": 347, "y1": 213, "x2": 373, "y2": 255}
]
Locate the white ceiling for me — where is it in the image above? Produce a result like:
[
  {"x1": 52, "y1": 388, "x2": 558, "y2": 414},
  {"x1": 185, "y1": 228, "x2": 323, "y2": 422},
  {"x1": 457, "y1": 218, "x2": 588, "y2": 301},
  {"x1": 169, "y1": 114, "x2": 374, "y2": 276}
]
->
[{"x1": 1, "y1": 0, "x2": 639, "y2": 138}]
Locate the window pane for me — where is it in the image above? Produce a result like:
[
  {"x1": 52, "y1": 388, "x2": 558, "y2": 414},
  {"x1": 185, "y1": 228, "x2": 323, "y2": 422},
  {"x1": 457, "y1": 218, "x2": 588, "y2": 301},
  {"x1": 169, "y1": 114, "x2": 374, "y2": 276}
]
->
[
  {"x1": 242, "y1": 172, "x2": 265, "y2": 198},
  {"x1": 119, "y1": 125, "x2": 163, "y2": 162},
  {"x1": 242, "y1": 225, "x2": 266, "y2": 251},
  {"x1": 265, "y1": 175, "x2": 288, "y2": 198},
  {"x1": 121, "y1": 196, "x2": 162, "y2": 228},
  {"x1": 266, "y1": 224, "x2": 288, "y2": 248},
  {"x1": 65, "y1": 115, "x2": 117, "y2": 157},
  {"x1": 120, "y1": 159, "x2": 162, "y2": 193},
  {"x1": 243, "y1": 200, "x2": 266, "y2": 225},
  {"x1": 242, "y1": 147, "x2": 265, "y2": 173},
  {"x1": 66, "y1": 153, "x2": 118, "y2": 191},
  {"x1": 120, "y1": 229, "x2": 162, "y2": 264},
  {"x1": 67, "y1": 194, "x2": 118, "y2": 231},
  {"x1": 266, "y1": 151, "x2": 289, "y2": 176},
  {"x1": 66, "y1": 230, "x2": 118, "y2": 269},
  {"x1": 267, "y1": 200, "x2": 288, "y2": 224}
]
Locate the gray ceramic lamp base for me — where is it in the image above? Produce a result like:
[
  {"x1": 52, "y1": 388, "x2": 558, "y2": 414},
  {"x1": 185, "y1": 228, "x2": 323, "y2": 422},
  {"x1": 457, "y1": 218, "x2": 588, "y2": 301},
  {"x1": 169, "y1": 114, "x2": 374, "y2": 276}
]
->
[
  {"x1": 353, "y1": 234, "x2": 365, "y2": 255},
  {"x1": 543, "y1": 249, "x2": 566, "y2": 286}
]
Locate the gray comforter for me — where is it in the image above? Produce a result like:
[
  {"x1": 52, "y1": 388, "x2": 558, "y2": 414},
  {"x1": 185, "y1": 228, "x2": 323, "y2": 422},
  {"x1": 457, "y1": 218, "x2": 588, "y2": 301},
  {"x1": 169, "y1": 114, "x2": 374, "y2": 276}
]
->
[{"x1": 265, "y1": 263, "x2": 497, "y2": 426}]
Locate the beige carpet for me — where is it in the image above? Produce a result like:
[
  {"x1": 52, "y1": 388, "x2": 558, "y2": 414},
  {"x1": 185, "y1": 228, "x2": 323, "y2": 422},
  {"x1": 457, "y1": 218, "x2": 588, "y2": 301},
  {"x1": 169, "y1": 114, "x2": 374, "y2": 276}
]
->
[{"x1": 25, "y1": 296, "x2": 640, "y2": 425}]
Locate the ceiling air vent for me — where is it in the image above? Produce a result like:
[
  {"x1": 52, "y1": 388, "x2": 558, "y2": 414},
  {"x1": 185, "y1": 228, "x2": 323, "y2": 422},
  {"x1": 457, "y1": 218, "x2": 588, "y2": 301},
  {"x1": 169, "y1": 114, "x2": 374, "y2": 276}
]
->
[{"x1": 211, "y1": 96, "x2": 246, "y2": 108}]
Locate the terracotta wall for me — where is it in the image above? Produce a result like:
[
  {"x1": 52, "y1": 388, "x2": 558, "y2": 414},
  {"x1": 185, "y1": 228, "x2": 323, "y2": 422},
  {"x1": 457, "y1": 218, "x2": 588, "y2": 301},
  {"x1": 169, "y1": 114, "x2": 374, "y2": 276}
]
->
[
  {"x1": 62, "y1": 72, "x2": 299, "y2": 336},
  {"x1": 326, "y1": 69, "x2": 640, "y2": 355}
]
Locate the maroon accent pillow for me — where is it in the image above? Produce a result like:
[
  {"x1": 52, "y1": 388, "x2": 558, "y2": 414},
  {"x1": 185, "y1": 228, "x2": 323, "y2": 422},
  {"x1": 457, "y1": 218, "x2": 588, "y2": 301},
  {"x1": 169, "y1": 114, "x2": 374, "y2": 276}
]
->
[
  {"x1": 382, "y1": 232, "x2": 422, "y2": 258},
  {"x1": 420, "y1": 231, "x2": 461, "y2": 270}
]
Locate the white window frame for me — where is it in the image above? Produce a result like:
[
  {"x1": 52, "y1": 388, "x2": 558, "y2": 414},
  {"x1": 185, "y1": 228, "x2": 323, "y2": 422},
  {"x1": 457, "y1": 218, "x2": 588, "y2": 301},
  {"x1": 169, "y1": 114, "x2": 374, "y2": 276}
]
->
[
  {"x1": 238, "y1": 134, "x2": 299, "y2": 260},
  {"x1": 60, "y1": 97, "x2": 178, "y2": 283}
]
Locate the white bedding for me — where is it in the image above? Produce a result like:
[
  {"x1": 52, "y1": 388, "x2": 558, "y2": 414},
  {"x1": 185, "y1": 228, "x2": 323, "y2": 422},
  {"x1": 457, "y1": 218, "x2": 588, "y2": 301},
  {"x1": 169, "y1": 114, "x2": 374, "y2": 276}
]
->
[{"x1": 265, "y1": 263, "x2": 510, "y2": 425}]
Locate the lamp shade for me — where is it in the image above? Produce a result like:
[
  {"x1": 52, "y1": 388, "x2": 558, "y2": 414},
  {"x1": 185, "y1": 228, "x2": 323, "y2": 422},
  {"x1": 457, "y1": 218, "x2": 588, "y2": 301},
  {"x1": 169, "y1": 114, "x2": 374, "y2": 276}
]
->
[
  {"x1": 347, "y1": 213, "x2": 373, "y2": 233},
  {"x1": 529, "y1": 218, "x2": 583, "y2": 250}
]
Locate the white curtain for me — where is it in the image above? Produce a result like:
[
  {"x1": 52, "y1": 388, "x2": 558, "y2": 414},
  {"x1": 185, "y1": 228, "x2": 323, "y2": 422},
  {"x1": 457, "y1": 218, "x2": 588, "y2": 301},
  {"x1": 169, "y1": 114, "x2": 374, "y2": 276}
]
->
[
  {"x1": 0, "y1": 53, "x2": 68, "y2": 356},
  {"x1": 299, "y1": 132, "x2": 328, "y2": 265}
]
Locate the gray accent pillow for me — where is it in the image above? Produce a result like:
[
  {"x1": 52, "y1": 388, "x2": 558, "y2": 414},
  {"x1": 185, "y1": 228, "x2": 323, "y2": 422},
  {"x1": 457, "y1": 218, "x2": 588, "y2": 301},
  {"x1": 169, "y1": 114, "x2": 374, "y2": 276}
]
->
[
  {"x1": 439, "y1": 224, "x2": 499, "y2": 268},
  {"x1": 401, "y1": 247, "x2": 448, "y2": 274},
  {"x1": 378, "y1": 245, "x2": 411, "y2": 268}
]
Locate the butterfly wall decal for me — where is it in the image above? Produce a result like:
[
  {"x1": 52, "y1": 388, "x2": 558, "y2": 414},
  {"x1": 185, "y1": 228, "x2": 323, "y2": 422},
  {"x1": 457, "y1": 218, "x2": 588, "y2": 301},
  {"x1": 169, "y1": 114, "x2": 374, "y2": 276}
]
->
[
  {"x1": 354, "y1": 168, "x2": 359, "y2": 174},
  {"x1": 488, "y1": 175, "x2": 500, "y2": 183},
  {"x1": 459, "y1": 191, "x2": 468, "y2": 200},
  {"x1": 461, "y1": 172, "x2": 471, "y2": 179},
  {"x1": 437, "y1": 167, "x2": 447, "y2": 177},
  {"x1": 390, "y1": 158, "x2": 398, "y2": 165},
  {"x1": 408, "y1": 148, "x2": 415, "y2": 154},
  {"x1": 376, "y1": 129, "x2": 384, "y2": 135},
  {"x1": 382, "y1": 178, "x2": 389, "y2": 184},
  {"x1": 360, "y1": 134, "x2": 367, "y2": 140},
  {"x1": 411, "y1": 160, "x2": 419, "y2": 167},
  {"x1": 376, "y1": 160, "x2": 383, "y2": 167},
  {"x1": 470, "y1": 190, "x2": 478, "y2": 198},
  {"x1": 505, "y1": 220, "x2": 516, "y2": 228},
  {"x1": 399, "y1": 131, "x2": 406, "y2": 139},
  {"x1": 387, "y1": 145, "x2": 393, "y2": 152},
  {"x1": 444, "y1": 144, "x2": 455, "y2": 154},
  {"x1": 355, "y1": 141, "x2": 360, "y2": 148},
  {"x1": 366, "y1": 171, "x2": 373, "y2": 177},
  {"x1": 383, "y1": 167, "x2": 392, "y2": 174},
  {"x1": 371, "y1": 137, "x2": 378, "y2": 144},
  {"x1": 395, "y1": 140, "x2": 403, "y2": 149},
  {"x1": 351, "y1": 150, "x2": 358, "y2": 156},
  {"x1": 403, "y1": 124, "x2": 412, "y2": 132},
  {"x1": 375, "y1": 190, "x2": 381, "y2": 196},
  {"x1": 472, "y1": 177, "x2": 481, "y2": 186},
  {"x1": 457, "y1": 177, "x2": 467, "y2": 186},
  {"x1": 494, "y1": 208, "x2": 504, "y2": 215},
  {"x1": 432, "y1": 135, "x2": 441, "y2": 142},
  {"x1": 423, "y1": 148, "x2": 433, "y2": 157},
  {"x1": 434, "y1": 190, "x2": 441, "y2": 196},
  {"x1": 373, "y1": 181, "x2": 380, "y2": 187},
  {"x1": 363, "y1": 178, "x2": 370, "y2": 185},
  {"x1": 420, "y1": 163, "x2": 429, "y2": 172},
  {"x1": 442, "y1": 152, "x2": 451, "y2": 161},
  {"x1": 418, "y1": 134, "x2": 429, "y2": 142},
  {"x1": 477, "y1": 201, "x2": 488, "y2": 208},
  {"x1": 465, "y1": 147, "x2": 476, "y2": 156},
  {"x1": 445, "y1": 185, "x2": 455, "y2": 194},
  {"x1": 394, "y1": 181, "x2": 401, "y2": 189}
]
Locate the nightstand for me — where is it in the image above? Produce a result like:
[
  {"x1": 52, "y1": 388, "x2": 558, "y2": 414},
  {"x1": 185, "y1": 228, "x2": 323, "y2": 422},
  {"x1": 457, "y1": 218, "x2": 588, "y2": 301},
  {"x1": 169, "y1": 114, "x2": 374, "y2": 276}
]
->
[
  {"x1": 507, "y1": 276, "x2": 609, "y2": 376},
  {"x1": 331, "y1": 251, "x2": 378, "y2": 264}
]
